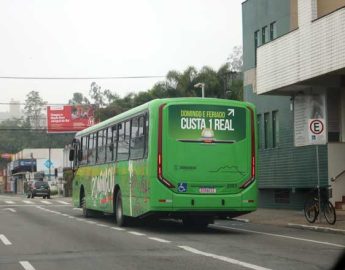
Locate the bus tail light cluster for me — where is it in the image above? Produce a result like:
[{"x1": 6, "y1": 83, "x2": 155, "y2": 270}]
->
[
  {"x1": 240, "y1": 106, "x2": 256, "y2": 189},
  {"x1": 157, "y1": 104, "x2": 175, "y2": 189}
]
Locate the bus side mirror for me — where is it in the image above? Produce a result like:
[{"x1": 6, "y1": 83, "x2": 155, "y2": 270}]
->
[
  {"x1": 69, "y1": 149, "x2": 75, "y2": 161},
  {"x1": 78, "y1": 150, "x2": 83, "y2": 161}
]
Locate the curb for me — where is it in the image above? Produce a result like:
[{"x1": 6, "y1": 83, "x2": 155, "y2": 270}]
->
[{"x1": 288, "y1": 223, "x2": 345, "y2": 235}]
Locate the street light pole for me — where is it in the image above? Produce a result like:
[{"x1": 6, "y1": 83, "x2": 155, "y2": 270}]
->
[{"x1": 194, "y1": 83, "x2": 205, "y2": 98}]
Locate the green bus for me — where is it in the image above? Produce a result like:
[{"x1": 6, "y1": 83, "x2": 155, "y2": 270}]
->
[{"x1": 70, "y1": 98, "x2": 257, "y2": 227}]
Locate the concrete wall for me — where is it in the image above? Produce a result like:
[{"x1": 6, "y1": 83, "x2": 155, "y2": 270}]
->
[
  {"x1": 256, "y1": 0, "x2": 345, "y2": 94},
  {"x1": 328, "y1": 143, "x2": 345, "y2": 203}
]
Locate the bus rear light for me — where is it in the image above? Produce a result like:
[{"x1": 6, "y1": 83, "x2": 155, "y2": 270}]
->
[
  {"x1": 240, "y1": 177, "x2": 255, "y2": 189},
  {"x1": 157, "y1": 104, "x2": 175, "y2": 189},
  {"x1": 240, "y1": 106, "x2": 256, "y2": 190},
  {"x1": 158, "y1": 199, "x2": 172, "y2": 203},
  {"x1": 242, "y1": 199, "x2": 255, "y2": 203}
]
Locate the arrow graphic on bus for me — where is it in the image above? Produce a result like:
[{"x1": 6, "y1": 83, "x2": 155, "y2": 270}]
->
[{"x1": 228, "y1": 109, "x2": 235, "y2": 116}]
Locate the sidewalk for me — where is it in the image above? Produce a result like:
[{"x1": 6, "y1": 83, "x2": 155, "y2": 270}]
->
[{"x1": 232, "y1": 208, "x2": 345, "y2": 234}]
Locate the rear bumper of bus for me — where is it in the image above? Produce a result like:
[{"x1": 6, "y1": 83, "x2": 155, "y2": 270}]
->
[{"x1": 148, "y1": 181, "x2": 257, "y2": 219}]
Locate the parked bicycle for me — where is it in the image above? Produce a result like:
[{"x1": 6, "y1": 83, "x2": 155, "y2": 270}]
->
[{"x1": 304, "y1": 187, "x2": 336, "y2": 225}]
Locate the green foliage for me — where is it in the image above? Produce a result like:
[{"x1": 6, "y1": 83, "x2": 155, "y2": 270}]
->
[
  {"x1": 24, "y1": 91, "x2": 47, "y2": 129},
  {"x1": 68, "y1": 92, "x2": 90, "y2": 105}
]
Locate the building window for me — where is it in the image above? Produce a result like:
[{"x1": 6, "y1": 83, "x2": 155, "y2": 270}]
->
[
  {"x1": 270, "y1": 22, "x2": 277, "y2": 40},
  {"x1": 254, "y1": 30, "x2": 261, "y2": 48},
  {"x1": 254, "y1": 30, "x2": 261, "y2": 65},
  {"x1": 262, "y1": 26, "x2": 268, "y2": 44},
  {"x1": 257, "y1": 114, "x2": 262, "y2": 149},
  {"x1": 264, "y1": 113, "x2": 270, "y2": 149},
  {"x1": 272, "y1": 111, "x2": 279, "y2": 148}
]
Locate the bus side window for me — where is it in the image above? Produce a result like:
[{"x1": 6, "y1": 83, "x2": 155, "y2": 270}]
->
[
  {"x1": 112, "y1": 125, "x2": 118, "y2": 161},
  {"x1": 88, "y1": 133, "x2": 96, "y2": 164},
  {"x1": 144, "y1": 113, "x2": 149, "y2": 158},
  {"x1": 106, "y1": 126, "x2": 113, "y2": 162},
  {"x1": 130, "y1": 116, "x2": 145, "y2": 159},
  {"x1": 82, "y1": 136, "x2": 88, "y2": 164},
  {"x1": 117, "y1": 122, "x2": 129, "y2": 161},
  {"x1": 97, "y1": 129, "x2": 105, "y2": 163}
]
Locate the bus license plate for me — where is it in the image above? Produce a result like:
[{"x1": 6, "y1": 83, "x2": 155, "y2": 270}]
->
[{"x1": 199, "y1": 187, "x2": 216, "y2": 193}]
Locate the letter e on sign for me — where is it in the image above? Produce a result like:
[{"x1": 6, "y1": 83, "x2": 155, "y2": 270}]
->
[
  {"x1": 310, "y1": 120, "x2": 324, "y2": 135},
  {"x1": 308, "y1": 119, "x2": 326, "y2": 145}
]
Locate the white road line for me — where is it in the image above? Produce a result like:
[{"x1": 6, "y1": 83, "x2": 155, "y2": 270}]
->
[
  {"x1": 179, "y1": 246, "x2": 271, "y2": 270},
  {"x1": 57, "y1": 200, "x2": 70, "y2": 205},
  {"x1": 4, "y1": 200, "x2": 15, "y2": 204},
  {"x1": 212, "y1": 224, "x2": 345, "y2": 248},
  {"x1": 40, "y1": 200, "x2": 52, "y2": 205},
  {"x1": 73, "y1": 208, "x2": 82, "y2": 211},
  {"x1": 128, "y1": 231, "x2": 146, "y2": 236},
  {"x1": 148, "y1": 237, "x2": 171, "y2": 243},
  {"x1": 4, "y1": 208, "x2": 16, "y2": 213},
  {"x1": 0, "y1": 234, "x2": 12, "y2": 245},
  {"x1": 96, "y1": 223, "x2": 109, "y2": 228},
  {"x1": 86, "y1": 221, "x2": 96, "y2": 224},
  {"x1": 76, "y1": 218, "x2": 84, "y2": 221},
  {"x1": 19, "y1": 261, "x2": 36, "y2": 270},
  {"x1": 111, "y1": 227, "x2": 125, "y2": 231},
  {"x1": 23, "y1": 200, "x2": 35, "y2": 204}
]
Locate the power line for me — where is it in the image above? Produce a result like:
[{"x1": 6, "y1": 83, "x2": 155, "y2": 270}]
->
[
  {"x1": 0, "y1": 102, "x2": 94, "y2": 106},
  {"x1": 0, "y1": 75, "x2": 165, "y2": 80}
]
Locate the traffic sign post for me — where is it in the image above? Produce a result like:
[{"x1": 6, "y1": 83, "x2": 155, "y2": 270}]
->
[{"x1": 308, "y1": 118, "x2": 327, "y2": 222}]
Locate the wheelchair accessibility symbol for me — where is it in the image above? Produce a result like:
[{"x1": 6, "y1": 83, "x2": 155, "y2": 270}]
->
[{"x1": 178, "y1": 183, "x2": 187, "y2": 193}]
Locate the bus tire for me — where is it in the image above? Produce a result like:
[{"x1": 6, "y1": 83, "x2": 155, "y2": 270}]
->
[
  {"x1": 81, "y1": 195, "x2": 92, "y2": 218},
  {"x1": 115, "y1": 190, "x2": 127, "y2": 227}
]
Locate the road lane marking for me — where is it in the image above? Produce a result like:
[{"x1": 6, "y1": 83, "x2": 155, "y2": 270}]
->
[
  {"x1": 179, "y1": 246, "x2": 271, "y2": 270},
  {"x1": 73, "y1": 208, "x2": 82, "y2": 211},
  {"x1": 148, "y1": 237, "x2": 171, "y2": 243},
  {"x1": 40, "y1": 200, "x2": 52, "y2": 205},
  {"x1": 0, "y1": 234, "x2": 12, "y2": 245},
  {"x1": 111, "y1": 227, "x2": 125, "y2": 231},
  {"x1": 4, "y1": 208, "x2": 16, "y2": 213},
  {"x1": 96, "y1": 223, "x2": 109, "y2": 228},
  {"x1": 86, "y1": 221, "x2": 96, "y2": 224},
  {"x1": 128, "y1": 231, "x2": 146, "y2": 236},
  {"x1": 212, "y1": 224, "x2": 345, "y2": 248},
  {"x1": 56, "y1": 200, "x2": 70, "y2": 205},
  {"x1": 19, "y1": 261, "x2": 36, "y2": 270},
  {"x1": 5, "y1": 200, "x2": 15, "y2": 204},
  {"x1": 23, "y1": 200, "x2": 35, "y2": 204}
]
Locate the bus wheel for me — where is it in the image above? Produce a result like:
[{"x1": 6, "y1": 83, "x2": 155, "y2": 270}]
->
[
  {"x1": 115, "y1": 190, "x2": 127, "y2": 227},
  {"x1": 81, "y1": 195, "x2": 91, "y2": 218}
]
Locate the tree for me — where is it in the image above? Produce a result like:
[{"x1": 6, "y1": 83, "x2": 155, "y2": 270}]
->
[
  {"x1": 89, "y1": 82, "x2": 106, "y2": 108},
  {"x1": 68, "y1": 92, "x2": 90, "y2": 105},
  {"x1": 24, "y1": 91, "x2": 47, "y2": 129},
  {"x1": 227, "y1": 46, "x2": 243, "y2": 72},
  {"x1": 166, "y1": 66, "x2": 198, "y2": 97}
]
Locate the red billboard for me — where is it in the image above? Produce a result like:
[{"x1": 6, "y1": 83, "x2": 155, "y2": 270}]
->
[{"x1": 47, "y1": 105, "x2": 95, "y2": 133}]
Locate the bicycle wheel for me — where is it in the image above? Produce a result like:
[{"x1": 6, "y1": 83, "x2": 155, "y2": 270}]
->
[
  {"x1": 304, "y1": 197, "x2": 318, "y2": 223},
  {"x1": 323, "y1": 201, "x2": 336, "y2": 225}
]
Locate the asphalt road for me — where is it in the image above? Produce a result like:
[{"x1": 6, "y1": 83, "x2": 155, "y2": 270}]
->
[{"x1": 0, "y1": 195, "x2": 344, "y2": 270}]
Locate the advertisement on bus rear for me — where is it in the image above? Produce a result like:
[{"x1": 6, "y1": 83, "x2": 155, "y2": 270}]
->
[
  {"x1": 168, "y1": 104, "x2": 246, "y2": 142},
  {"x1": 47, "y1": 105, "x2": 95, "y2": 133}
]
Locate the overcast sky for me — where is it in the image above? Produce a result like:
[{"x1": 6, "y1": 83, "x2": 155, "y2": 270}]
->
[{"x1": 0, "y1": 0, "x2": 243, "y2": 111}]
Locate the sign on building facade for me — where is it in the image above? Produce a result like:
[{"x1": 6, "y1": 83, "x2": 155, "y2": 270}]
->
[{"x1": 294, "y1": 93, "x2": 327, "y2": 146}]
